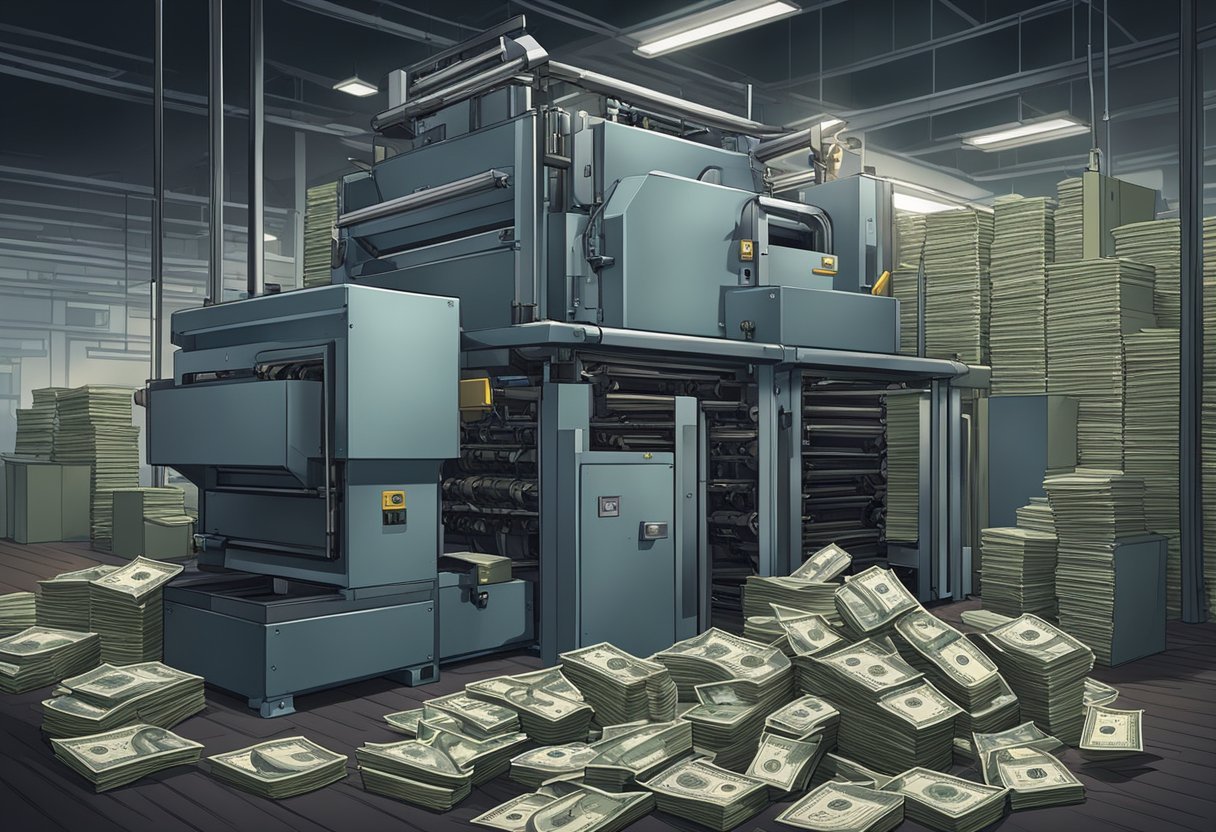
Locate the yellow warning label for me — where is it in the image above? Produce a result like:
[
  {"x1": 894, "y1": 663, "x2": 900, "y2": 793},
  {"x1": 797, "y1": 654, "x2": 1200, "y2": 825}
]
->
[{"x1": 382, "y1": 490, "x2": 405, "y2": 510}]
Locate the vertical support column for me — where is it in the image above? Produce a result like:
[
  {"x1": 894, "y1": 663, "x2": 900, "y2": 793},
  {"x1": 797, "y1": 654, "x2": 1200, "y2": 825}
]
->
[
  {"x1": 538, "y1": 382, "x2": 591, "y2": 665},
  {"x1": 928, "y1": 381, "x2": 962, "y2": 601},
  {"x1": 911, "y1": 391, "x2": 932, "y2": 601},
  {"x1": 673, "y1": 396, "x2": 699, "y2": 640},
  {"x1": 697, "y1": 405, "x2": 711, "y2": 630},
  {"x1": 151, "y1": 0, "x2": 165, "y2": 486},
  {"x1": 207, "y1": 0, "x2": 224, "y2": 305},
  {"x1": 1179, "y1": 0, "x2": 1206, "y2": 623},
  {"x1": 756, "y1": 365, "x2": 780, "y2": 577},
  {"x1": 775, "y1": 368, "x2": 802, "y2": 576},
  {"x1": 293, "y1": 130, "x2": 306, "y2": 290},
  {"x1": 247, "y1": 0, "x2": 264, "y2": 298}
]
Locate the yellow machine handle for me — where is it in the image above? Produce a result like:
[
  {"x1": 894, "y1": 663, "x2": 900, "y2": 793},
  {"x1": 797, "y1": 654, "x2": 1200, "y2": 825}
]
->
[{"x1": 871, "y1": 270, "x2": 891, "y2": 296}]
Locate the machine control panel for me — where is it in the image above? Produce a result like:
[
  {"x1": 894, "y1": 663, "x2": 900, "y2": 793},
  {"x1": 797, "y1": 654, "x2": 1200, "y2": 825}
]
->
[{"x1": 382, "y1": 490, "x2": 407, "y2": 526}]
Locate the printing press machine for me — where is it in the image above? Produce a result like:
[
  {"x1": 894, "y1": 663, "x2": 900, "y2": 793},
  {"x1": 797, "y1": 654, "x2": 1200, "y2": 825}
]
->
[{"x1": 145, "y1": 17, "x2": 972, "y2": 717}]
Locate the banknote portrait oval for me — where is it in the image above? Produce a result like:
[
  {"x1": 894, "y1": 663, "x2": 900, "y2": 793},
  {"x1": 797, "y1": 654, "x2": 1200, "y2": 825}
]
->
[
  {"x1": 905, "y1": 697, "x2": 923, "y2": 708},
  {"x1": 1099, "y1": 725, "x2": 1116, "y2": 734},
  {"x1": 740, "y1": 655, "x2": 764, "y2": 668},
  {"x1": 925, "y1": 784, "x2": 966, "y2": 803},
  {"x1": 1026, "y1": 767, "x2": 1048, "y2": 779},
  {"x1": 676, "y1": 772, "x2": 708, "y2": 789},
  {"x1": 827, "y1": 799, "x2": 853, "y2": 811},
  {"x1": 605, "y1": 658, "x2": 630, "y2": 671}
]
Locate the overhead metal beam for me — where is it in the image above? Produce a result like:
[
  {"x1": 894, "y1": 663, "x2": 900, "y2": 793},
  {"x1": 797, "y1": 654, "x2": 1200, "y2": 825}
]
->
[
  {"x1": 280, "y1": 0, "x2": 455, "y2": 47},
  {"x1": 248, "y1": 0, "x2": 264, "y2": 299},
  {"x1": 1179, "y1": 0, "x2": 1206, "y2": 624},
  {"x1": 207, "y1": 0, "x2": 223, "y2": 306}
]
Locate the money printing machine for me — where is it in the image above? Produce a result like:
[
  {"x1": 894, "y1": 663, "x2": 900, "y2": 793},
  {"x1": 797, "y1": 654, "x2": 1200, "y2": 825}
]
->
[{"x1": 144, "y1": 17, "x2": 971, "y2": 717}]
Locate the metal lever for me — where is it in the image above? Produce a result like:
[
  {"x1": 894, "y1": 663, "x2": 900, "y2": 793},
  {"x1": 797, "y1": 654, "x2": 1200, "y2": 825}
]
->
[{"x1": 640, "y1": 521, "x2": 669, "y2": 541}]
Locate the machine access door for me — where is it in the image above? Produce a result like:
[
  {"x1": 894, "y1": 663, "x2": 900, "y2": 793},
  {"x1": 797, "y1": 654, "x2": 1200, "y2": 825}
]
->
[{"x1": 579, "y1": 459, "x2": 675, "y2": 657}]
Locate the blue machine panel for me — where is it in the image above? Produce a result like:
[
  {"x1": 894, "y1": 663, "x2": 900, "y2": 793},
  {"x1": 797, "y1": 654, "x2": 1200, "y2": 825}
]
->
[{"x1": 578, "y1": 460, "x2": 675, "y2": 657}]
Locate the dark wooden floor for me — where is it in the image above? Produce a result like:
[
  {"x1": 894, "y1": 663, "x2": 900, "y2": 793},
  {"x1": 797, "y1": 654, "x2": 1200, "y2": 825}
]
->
[{"x1": 1, "y1": 540, "x2": 1213, "y2": 832}]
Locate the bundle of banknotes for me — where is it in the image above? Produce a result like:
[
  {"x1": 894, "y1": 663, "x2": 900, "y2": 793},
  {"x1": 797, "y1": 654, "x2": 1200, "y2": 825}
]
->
[
  {"x1": 37, "y1": 565, "x2": 118, "y2": 630},
  {"x1": 42, "y1": 660, "x2": 206, "y2": 738},
  {"x1": 0, "y1": 626, "x2": 99, "y2": 694},
  {"x1": 209, "y1": 737, "x2": 348, "y2": 798},
  {"x1": 52, "y1": 724, "x2": 203, "y2": 792},
  {"x1": 0, "y1": 591, "x2": 37, "y2": 637},
  {"x1": 88, "y1": 556, "x2": 183, "y2": 664}
]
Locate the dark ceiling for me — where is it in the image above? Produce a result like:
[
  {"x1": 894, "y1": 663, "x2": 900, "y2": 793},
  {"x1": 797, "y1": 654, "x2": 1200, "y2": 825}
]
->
[{"x1": 0, "y1": 0, "x2": 1214, "y2": 212}]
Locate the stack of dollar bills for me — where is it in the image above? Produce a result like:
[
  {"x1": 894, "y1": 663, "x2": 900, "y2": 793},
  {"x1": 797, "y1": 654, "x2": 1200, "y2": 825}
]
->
[
  {"x1": 37, "y1": 565, "x2": 117, "y2": 630},
  {"x1": 986, "y1": 745, "x2": 1083, "y2": 809},
  {"x1": 793, "y1": 543, "x2": 853, "y2": 581},
  {"x1": 1204, "y1": 217, "x2": 1216, "y2": 618},
  {"x1": 893, "y1": 609, "x2": 1020, "y2": 736},
  {"x1": 1044, "y1": 469, "x2": 1148, "y2": 664},
  {"x1": 357, "y1": 739, "x2": 472, "y2": 809},
  {"x1": 642, "y1": 757, "x2": 769, "y2": 831},
  {"x1": 804, "y1": 638, "x2": 960, "y2": 774},
  {"x1": 42, "y1": 661, "x2": 205, "y2": 738},
  {"x1": 1053, "y1": 177, "x2": 1083, "y2": 261},
  {"x1": 211, "y1": 737, "x2": 347, "y2": 799},
  {"x1": 414, "y1": 716, "x2": 526, "y2": 784},
  {"x1": 51, "y1": 385, "x2": 140, "y2": 550},
  {"x1": 743, "y1": 613, "x2": 791, "y2": 654},
  {"x1": 416, "y1": 692, "x2": 520, "y2": 739},
  {"x1": 0, "y1": 591, "x2": 37, "y2": 637},
  {"x1": 834, "y1": 566, "x2": 921, "y2": 641},
  {"x1": 465, "y1": 673, "x2": 593, "y2": 744},
  {"x1": 979, "y1": 526, "x2": 1059, "y2": 618},
  {"x1": 1112, "y1": 218, "x2": 1181, "y2": 326},
  {"x1": 742, "y1": 575, "x2": 841, "y2": 624},
  {"x1": 882, "y1": 767, "x2": 1008, "y2": 832},
  {"x1": 682, "y1": 680, "x2": 767, "y2": 770},
  {"x1": 971, "y1": 720, "x2": 1063, "y2": 780},
  {"x1": 14, "y1": 387, "x2": 66, "y2": 457},
  {"x1": 746, "y1": 731, "x2": 824, "y2": 797},
  {"x1": 1123, "y1": 327, "x2": 1183, "y2": 618},
  {"x1": 970, "y1": 613, "x2": 1094, "y2": 744},
  {"x1": 582, "y1": 719, "x2": 694, "y2": 790},
  {"x1": 0, "y1": 626, "x2": 99, "y2": 694},
  {"x1": 988, "y1": 195, "x2": 1055, "y2": 394},
  {"x1": 490, "y1": 782, "x2": 653, "y2": 832},
  {"x1": 765, "y1": 694, "x2": 840, "y2": 747},
  {"x1": 560, "y1": 642, "x2": 678, "y2": 724},
  {"x1": 1079, "y1": 704, "x2": 1144, "y2": 760},
  {"x1": 892, "y1": 211, "x2": 927, "y2": 357},
  {"x1": 653, "y1": 627, "x2": 794, "y2": 714},
  {"x1": 776, "y1": 780, "x2": 905, "y2": 832},
  {"x1": 884, "y1": 393, "x2": 921, "y2": 543},
  {"x1": 52, "y1": 724, "x2": 203, "y2": 792},
  {"x1": 509, "y1": 742, "x2": 602, "y2": 786},
  {"x1": 1015, "y1": 497, "x2": 1056, "y2": 534},
  {"x1": 89, "y1": 556, "x2": 183, "y2": 664},
  {"x1": 1046, "y1": 259, "x2": 1154, "y2": 469}
]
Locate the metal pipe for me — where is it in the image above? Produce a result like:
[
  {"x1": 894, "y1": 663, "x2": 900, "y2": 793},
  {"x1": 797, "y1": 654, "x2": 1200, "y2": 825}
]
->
[
  {"x1": 337, "y1": 168, "x2": 511, "y2": 227},
  {"x1": 1086, "y1": 0, "x2": 1098, "y2": 164},
  {"x1": 248, "y1": 0, "x2": 264, "y2": 298},
  {"x1": 548, "y1": 62, "x2": 788, "y2": 137},
  {"x1": 1179, "y1": 0, "x2": 1206, "y2": 623},
  {"x1": 754, "y1": 127, "x2": 815, "y2": 164},
  {"x1": 207, "y1": 0, "x2": 223, "y2": 305},
  {"x1": 411, "y1": 39, "x2": 507, "y2": 93},
  {"x1": 1103, "y1": 0, "x2": 1111, "y2": 166},
  {"x1": 151, "y1": 0, "x2": 165, "y2": 487}
]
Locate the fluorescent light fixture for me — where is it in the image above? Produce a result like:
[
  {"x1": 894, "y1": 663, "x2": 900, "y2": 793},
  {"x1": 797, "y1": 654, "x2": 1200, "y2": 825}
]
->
[
  {"x1": 892, "y1": 192, "x2": 959, "y2": 214},
  {"x1": 962, "y1": 116, "x2": 1088, "y2": 151},
  {"x1": 333, "y1": 76, "x2": 378, "y2": 97},
  {"x1": 86, "y1": 347, "x2": 152, "y2": 362},
  {"x1": 634, "y1": 0, "x2": 799, "y2": 58},
  {"x1": 263, "y1": 232, "x2": 277, "y2": 242}
]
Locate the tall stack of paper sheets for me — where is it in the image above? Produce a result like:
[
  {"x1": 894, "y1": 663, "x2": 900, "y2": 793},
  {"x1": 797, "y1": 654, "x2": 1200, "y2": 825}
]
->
[
  {"x1": 892, "y1": 211, "x2": 927, "y2": 356},
  {"x1": 303, "y1": 181, "x2": 338, "y2": 288},
  {"x1": 14, "y1": 387, "x2": 68, "y2": 458},
  {"x1": 1203, "y1": 217, "x2": 1216, "y2": 616},
  {"x1": 884, "y1": 394, "x2": 920, "y2": 543},
  {"x1": 52, "y1": 386, "x2": 140, "y2": 550},
  {"x1": 1053, "y1": 177, "x2": 1083, "y2": 262},
  {"x1": 1046, "y1": 259, "x2": 1155, "y2": 469},
  {"x1": 989, "y1": 196, "x2": 1055, "y2": 394},
  {"x1": 1111, "y1": 219, "x2": 1181, "y2": 327},
  {"x1": 922, "y1": 209, "x2": 993, "y2": 364},
  {"x1": 1123, "y1": 328, "x2": 1181, "y2": 618}
]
